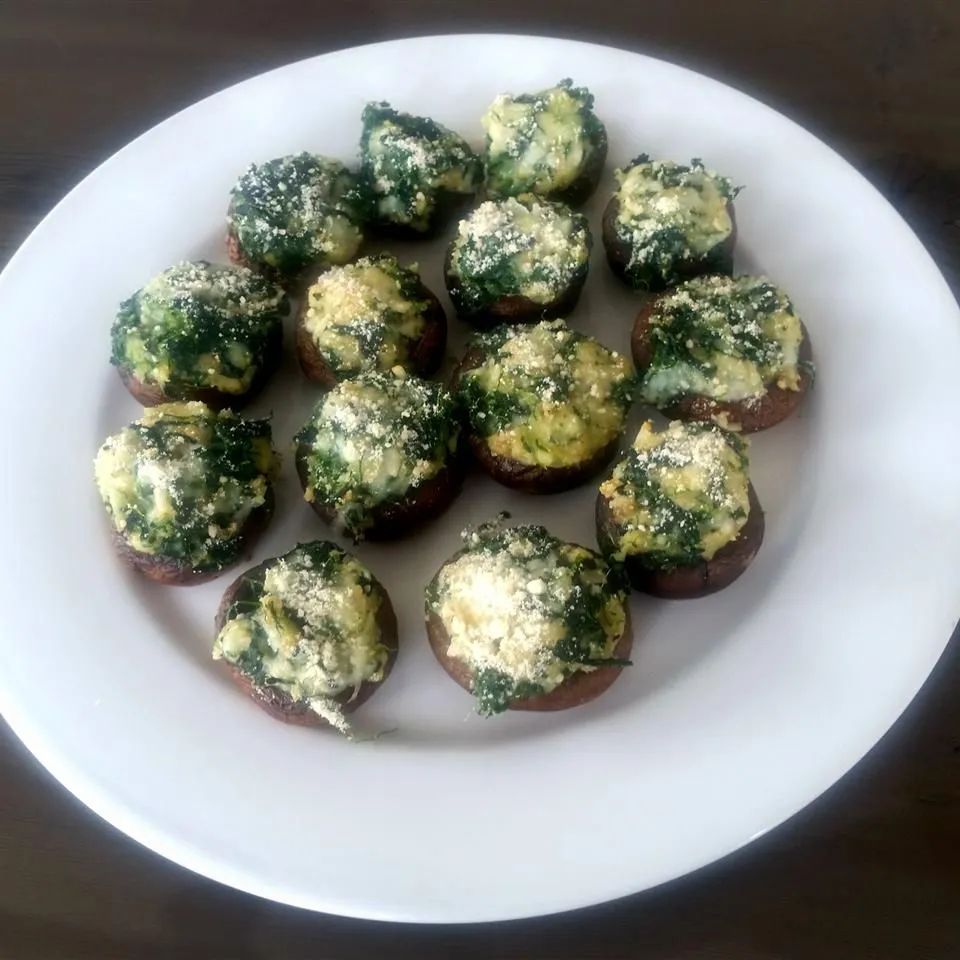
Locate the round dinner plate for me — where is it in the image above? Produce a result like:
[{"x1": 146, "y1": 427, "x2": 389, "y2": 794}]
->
[{"x1": 0, "y1": 35, "x2": 958, "y2": 923}]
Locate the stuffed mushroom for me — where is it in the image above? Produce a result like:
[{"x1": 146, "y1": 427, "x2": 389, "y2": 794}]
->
[
  {"x1": 296, "y1": 253, "x2": 446, "y2": 386},
  {"x1": 603, "y1": 155, "x2": 738, "y2": 291},
  {"x1": 226, "y1": 152, "x2": 366, "y2": 280},
  {"x1": 294, "y1": 371, "x2": 462, "y2": 540},
  {"x1": 110, "y1": 261, "x2": 286, "y2": 410},
  {"x1": 425, "y1": 521, "x2": 632, "y2": 715},
  {"x1": 213, "y1": 541, "x2": 398, "y2": 735},
  {"x1": 482, "y1": 78, "x2": 607, "y2": 205},
  {"x1": 445, "y1": 195, "x2": 591, "y2": 327},
  {"x1": 596, "y1": 419, "x2": 764, "y2": 598},
  {"x1": 632, "y1": 274, "x2": 813, "y2": 432},
  {"x1": 453, "y1": 319, "x2": 635, "y2": 492},
  {"x1": 360, "y1": 102, "x2": 481, "y2": 236},
  {"x1": 94, "y1": 402, "x2": 279, "y2": 584}
]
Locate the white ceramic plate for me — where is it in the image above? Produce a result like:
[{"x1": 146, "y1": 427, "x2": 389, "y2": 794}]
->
[{"x1": 0, "y1": 35, "x2": 958, "y2": 923}]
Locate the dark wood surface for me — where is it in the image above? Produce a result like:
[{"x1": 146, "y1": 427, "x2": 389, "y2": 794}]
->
[{"x1": 1, "y1": 3, "x2": 958, "y2": 957}]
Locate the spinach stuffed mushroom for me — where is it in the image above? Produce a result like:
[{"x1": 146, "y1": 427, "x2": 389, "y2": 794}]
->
[
  {"x1": 454, "y1": 319, "x2": 634, "y2": 493},
  {"x1": 632, "y1": 274, "x2": 813, "y2": 432},
  {"x1": 596, "y1": 419, "x2": 764, "y2": 598},
  {"x1": 94, "y1": 402, "x2": 279, "y2": 584},
  {"x1": 213, "y1": 541, "x2": 398, "y2": 735},
  {"x1": 296, "y1": 253, "x2": 446, "y2": 386},
  {"x1": 360, "y1": 102, "x2": 481, "y2": 236},
  {"x1": 294, "y1": 371, "x2": 462, "y2": 540},
  {"x1": 111, "y1": 261, "x2": 286, "y2": 410},
  {"x1": 444, "y1": 195, "x2": 591, "y2": 326},
  {"x1": 226, "y1": 152, "x2": 366, "y2": 280},
  {"x1": 425, "y1": 521, "x2": 632, "y2": 715},
  {"x1": 603, "y1": 156, "x2": 739, "y2": 291},
  {"x1": 482, "y1": 78, "x2": 607, "y2": 205}
]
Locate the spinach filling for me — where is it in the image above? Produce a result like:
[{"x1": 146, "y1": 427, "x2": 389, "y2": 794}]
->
[
  {"x1": 110, "y1": 261, "x2": 286, "y2": 394},
  {"x1": 214, "y1": 541, "x2": 391, "y2": 736},
  {"x1": 227, "y1": 153, "x2": 367, "y2": 276},
  {"x1": 302, "y1": 254, "x2": 430, "y2": 378},
  {"x1": 360, "y1": 102, "x2": 481, "y2": 232},
  {"x1": 220, "y1": 542, "x2": 381, "y2": 681},
  {"x1": 456, "y1": 320, "x2": 635, "y2": 467}
]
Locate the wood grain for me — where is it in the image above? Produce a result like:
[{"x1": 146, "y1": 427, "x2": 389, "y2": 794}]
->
[{"x1": 1, "y1": 2, "x2": 958, "y2": 957}]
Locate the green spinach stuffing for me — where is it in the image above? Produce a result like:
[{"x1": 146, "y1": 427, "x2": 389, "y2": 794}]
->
[
  {"x1": 300, "y1": 254, "x2": 433, "y2": 379},
  {"x1": 609, "y1": 155, "x2": 739, "y2": 290},
  {"x1": 457, "y1": 319, "x2": 634, "y2": 469},
  {"x1": 599, "y1": 420, "x2": 751, "y2": 570},
  {"x1": 639, "y1": 275, "x2": 806, "y2": 407},
  {"x1": 213, "y1": 541, "x2": 391, "y2": 736}
]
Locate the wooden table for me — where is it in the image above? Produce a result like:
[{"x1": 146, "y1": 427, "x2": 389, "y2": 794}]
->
[{"x1": 1, "y1": 3, "x2": 958, "y2": 957}]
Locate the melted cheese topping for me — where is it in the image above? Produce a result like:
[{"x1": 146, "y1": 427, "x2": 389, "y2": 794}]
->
[
  {"x1": 482, "y1": 79, "x2": 603, "y2": 198},
  {"x1": 302, "y1": 255, "x2": 429, "y2": 377},
  {"x1": 94, "y1": 402, "x2": 277, "y2": 569},
  {"x1": 429, "y1": 525, "x2": 627, "y2": 709},
  {"x1": 449, "y1": 196, "x2": 590, "y2": 308},
  {"x1": 600, "y1": 420, "x2": 750, "y2": 564},
  {"x1": 213, "y1": 543, "x2": 389, "y2": 734},
  {"x1": 461, "y1": 319, "x2": 633, "y2": 467},
  {"x1": 641, "y1": 275, "x2": 805, "y2": 405}
]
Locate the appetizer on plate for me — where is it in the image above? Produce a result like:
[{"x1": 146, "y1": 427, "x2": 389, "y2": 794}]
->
[
  {"x1": 294, "y1": 371, "x2": 462, "y2": 540},
  {"x1": 444, "y1": 195, "x2": 591, "y2": 327},
  {"x1": 94, "y1": 402, "x2": 279, "y2": 585},
  {"x1": 596, "y1": 419, "x2": 763, "y2": 598},
  {"x1": 453, "y1": 319, "x2": 634, "y2": 493},
  {"x1": 226, "y1": 152, "x2": 366, "y2": 281},
  {"x1": 360, "y1": 102, "x2": 481, "y2": 236},
  {"x1": 296, "y1": 253, "x2": 446, "y2": 387},
  {"x1": 213, "y1": 541, "x2": 398, "y2": 735},
  {"x1": 481, "y1": 78, "x2": 608, "y2": 206},
  {"x1": 603, "y1": 156, "x2": 738, "y2": 291},
  {"x1": 632, "y1": 274, "x2": 813, "y2": 432},
  {"x1": 425, "y1": 521, "x2": 632, "y2": 715},
  {"x1": 111, "y1": 261, "x2": 286, "y2": 410}
]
